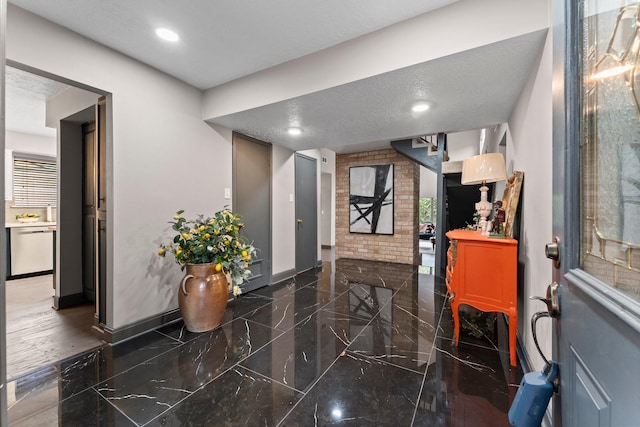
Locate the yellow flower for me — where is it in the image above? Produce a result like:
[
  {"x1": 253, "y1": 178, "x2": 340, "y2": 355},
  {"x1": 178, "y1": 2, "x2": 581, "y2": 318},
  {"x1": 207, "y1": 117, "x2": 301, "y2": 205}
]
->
[
  {"x1": 182, "y1": 233, "x2": 190, "y2": 239},
  {"x1": 214, "y1": 229, "x2": 220, "y2": 235},
  {"x1": 224, "y1": 240, "x2": 230, "y2": 246},
  {"x1": 241, "y1": 250, "x2": 247, "y2": 257},
  {"x1": 233, "y1": 285, "x2": 241, "y2": 297},
  {"x1": 199, "y1": 225, "x2": 205, "y2": 232},
  {"x1": 204, "y1": 233, "x2": 211, "y2": 240},
  {"x1": 215, "y1": 263, "x2": 222, "y2": 272},
  {"x1": 176, "y1": 248, "x2": 182, "y2": 256},
  {"x1": 157, "y1": 248, "x2": 165, "y2": 256},
  {"x1": 235, "y1": 241, "x2": 240, "y2": 247},
  {"x1": 173, "y1": 215, "x2": 180, "y2": 220}
]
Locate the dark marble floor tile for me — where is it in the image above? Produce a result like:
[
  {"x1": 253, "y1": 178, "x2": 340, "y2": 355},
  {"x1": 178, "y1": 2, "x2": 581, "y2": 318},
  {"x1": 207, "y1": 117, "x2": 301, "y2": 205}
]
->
[
  {"x1": 413, "y1": 337, "x2": 522, "y2": 427},
  {"x1": 103, "y1": 330, "x2": 183, "y2": 373},
  {"x1": 7, "y1": 354, "x2": 99, "y2": 424},
  {"x1": 304, "y1": 269, "x2": 352, "y2": 295},
  {"x1": 251, "y1": 277, "x2": 317, "y2": 300},
  {"x1": 261, "y1": 270, "x2": 321, "y2": 293},
  {"x1": 95, "y1": 318, "x2": 281, "y2": 425},
  {"x1": 156, "y1": 320, "x2": 206, "y2": 343},
  {"x1": 7, "y1": 331, "x2": 181, "y2": 424},
  {"x1": 280, "y1": 351, "x2": 423, "y2": 426},
  {"x1": 348, "y1": 300, "x2": 438, "y2": 373},
  {"x1": 147, "y1": 366, "x2": 302, "y2": 427},
  {"x1": 225, "y1": 292, "x2": 273, "y2": 318},
  {"x1": 438, "y1": 304, "x2": 513, "y2": 355},
  {"x1": 242, "y1": 287, "x2": 335, "y2": 331},
  {"x1": 241, "y1": 309, "x2": 370, "y2": 392},
  {"x1": 11, "y1": 388, "x2": 135, "y2": 427},
  {"x1": 322, "y1": 282, "x2": 394, "y2": 322},
  {"x1": 334, "y1": 258, "x2": 416, "y2": 289}
]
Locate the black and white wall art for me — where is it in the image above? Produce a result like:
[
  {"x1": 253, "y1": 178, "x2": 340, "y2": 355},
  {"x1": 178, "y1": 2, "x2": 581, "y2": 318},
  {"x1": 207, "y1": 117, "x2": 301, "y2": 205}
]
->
[{"x1": 349, "y1": 164, "x2": 394, "y2": 234}]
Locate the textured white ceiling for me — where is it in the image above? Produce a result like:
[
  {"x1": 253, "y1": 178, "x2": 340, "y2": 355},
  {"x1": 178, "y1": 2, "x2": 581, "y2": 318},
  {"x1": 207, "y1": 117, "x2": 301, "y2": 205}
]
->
[
  {"x1": 5, "y1": 0, "x2": 546, "y2": 154},
  {"x1": 9, "y1": 0, "x2": 458, "y2": 89},
  {"x1": 5, "y1": 66, "x2": 70, "y2": 137},
  {"x1": 210, "y1": 31, "x2": 547, "y2": 153}
]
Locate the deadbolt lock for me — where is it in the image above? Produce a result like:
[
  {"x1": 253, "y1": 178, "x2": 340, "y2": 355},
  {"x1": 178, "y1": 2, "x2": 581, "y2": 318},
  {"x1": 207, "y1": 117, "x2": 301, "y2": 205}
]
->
[
  {"x1": 297, "y1": 218, "x2": 303, "y2": 224},
  {"x1": 545, "y1": 236, "x2": 560, "y2": 268}
]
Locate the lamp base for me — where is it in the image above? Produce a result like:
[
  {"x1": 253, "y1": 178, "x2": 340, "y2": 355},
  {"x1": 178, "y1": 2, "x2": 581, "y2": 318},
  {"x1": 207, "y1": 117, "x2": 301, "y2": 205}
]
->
[{"x1": 475, "y1": 184, "x2": 493, "y2": 236}]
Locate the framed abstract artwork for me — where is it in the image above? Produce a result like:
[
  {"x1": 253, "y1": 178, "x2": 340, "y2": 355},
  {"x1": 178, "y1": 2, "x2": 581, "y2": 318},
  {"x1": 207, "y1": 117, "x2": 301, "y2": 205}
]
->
[{"x1": 349, "y1": 164, "x2": 394, "y2": 234}]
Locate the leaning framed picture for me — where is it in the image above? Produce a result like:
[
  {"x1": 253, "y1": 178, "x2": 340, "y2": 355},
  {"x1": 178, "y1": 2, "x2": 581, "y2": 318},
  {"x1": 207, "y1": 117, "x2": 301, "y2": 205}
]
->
[{"x1": 349, "y1": 164, "x2": 394, "y2": 234}]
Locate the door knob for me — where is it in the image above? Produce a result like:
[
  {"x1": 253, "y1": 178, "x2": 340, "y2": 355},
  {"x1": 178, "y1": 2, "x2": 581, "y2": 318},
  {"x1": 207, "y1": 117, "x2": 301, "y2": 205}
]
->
[
  {"x1": 545, "y1": 236, "x2": 560, "y2": 268},
  {"x1": 530, "y1": 282, "x2": 560, "y2": 318},
  {"x1": 297, "y1": 219, "x2": 303, "y2": 224}
]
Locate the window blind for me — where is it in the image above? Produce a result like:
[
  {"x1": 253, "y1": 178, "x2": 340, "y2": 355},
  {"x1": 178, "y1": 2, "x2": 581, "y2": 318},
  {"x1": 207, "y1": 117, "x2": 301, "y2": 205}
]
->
[{"x1": 13, "y1": 154, "x2": 57, "y2": 208}]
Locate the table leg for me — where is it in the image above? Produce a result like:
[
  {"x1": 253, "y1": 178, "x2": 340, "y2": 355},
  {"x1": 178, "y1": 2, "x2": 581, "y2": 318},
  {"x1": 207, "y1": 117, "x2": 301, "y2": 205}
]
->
[{"x1": 509, "y1": 310, "x2": 517, "y2": 366}]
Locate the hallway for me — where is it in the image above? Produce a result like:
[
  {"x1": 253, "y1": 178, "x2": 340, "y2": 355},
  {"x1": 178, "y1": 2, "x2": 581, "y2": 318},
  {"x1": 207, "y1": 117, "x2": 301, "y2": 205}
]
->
[{"x1": 7, "y1": 257, "x2": 521, "y2": 426}]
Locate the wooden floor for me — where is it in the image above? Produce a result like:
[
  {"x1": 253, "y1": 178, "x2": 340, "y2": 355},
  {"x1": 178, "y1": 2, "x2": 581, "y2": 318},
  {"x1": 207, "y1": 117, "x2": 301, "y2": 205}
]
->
[{"x1": 5, "y1": 275, "x2": 105, "y2": 379}]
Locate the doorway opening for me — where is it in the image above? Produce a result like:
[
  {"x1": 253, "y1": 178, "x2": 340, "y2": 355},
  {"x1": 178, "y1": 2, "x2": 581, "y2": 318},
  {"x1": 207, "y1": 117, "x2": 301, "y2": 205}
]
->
[
  {"x1": 418, "y1": 166, "x2": 437, "y2": 275},
  {"x1": 4, "y1": 65, "x2": 109, "y2": 378}
]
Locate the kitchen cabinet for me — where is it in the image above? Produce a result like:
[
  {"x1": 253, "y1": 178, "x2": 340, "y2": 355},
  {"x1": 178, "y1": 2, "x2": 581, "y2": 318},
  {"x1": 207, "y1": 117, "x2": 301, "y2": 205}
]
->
[
  {"x1": 445, "y1": 229, "x2": 518, "y2": 366},
  {"x1": 6, "y1": 222, "x2": 56, "y2": 277}
]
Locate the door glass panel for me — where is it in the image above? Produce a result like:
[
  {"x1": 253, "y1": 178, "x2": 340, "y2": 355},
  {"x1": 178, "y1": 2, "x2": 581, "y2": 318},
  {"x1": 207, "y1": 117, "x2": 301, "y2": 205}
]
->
[{"x1": 581, "y1": 0, "x2": 640, "y2": 301}]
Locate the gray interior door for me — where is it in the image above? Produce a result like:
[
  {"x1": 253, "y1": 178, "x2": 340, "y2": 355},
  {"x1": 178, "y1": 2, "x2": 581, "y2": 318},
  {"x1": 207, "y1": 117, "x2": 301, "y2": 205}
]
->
[
  {"x1": 295, "y1": 153, "x2": 317, "y2": 273},
  {"x1": 233, "y1": 133, "x2": 271, "y2": 291},
  {"x1": 552, "y1": 1, "x2": 640, "y2": 425},
  {"x1": 82, "y1": 120, "x2": 97, "y2": 303}
]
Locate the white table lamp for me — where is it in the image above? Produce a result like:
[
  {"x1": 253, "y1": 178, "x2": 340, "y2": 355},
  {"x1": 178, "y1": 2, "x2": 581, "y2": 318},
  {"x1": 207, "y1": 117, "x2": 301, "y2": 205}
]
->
[{"x1": 461, "y1": 153, "x2": 507, "y2": 235}]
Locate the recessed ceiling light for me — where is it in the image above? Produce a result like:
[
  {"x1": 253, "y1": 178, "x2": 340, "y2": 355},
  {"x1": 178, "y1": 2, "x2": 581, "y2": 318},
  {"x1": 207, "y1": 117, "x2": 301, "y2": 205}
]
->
[
  {"x1": 412, "y1": 102, "x2": 429, "y2": 113},
  {"x1": 287, "y1": 127, "x2": 302, "y2": 136},
  {"x1": 156, "y1": 28, "x2": 180, "y2": 42}
]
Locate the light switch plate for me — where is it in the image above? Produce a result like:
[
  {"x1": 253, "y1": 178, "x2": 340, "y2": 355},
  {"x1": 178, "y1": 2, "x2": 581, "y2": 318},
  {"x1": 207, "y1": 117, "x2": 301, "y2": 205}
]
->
[{"x1": 224, "y1": 188, "x2": 231, "y2": 199}]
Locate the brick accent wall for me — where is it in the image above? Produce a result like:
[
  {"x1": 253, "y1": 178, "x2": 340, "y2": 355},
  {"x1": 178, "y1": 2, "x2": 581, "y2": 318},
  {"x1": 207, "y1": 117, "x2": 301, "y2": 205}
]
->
[{"x1": 336, "y1": 149, "x2": 420, "y2": 265}]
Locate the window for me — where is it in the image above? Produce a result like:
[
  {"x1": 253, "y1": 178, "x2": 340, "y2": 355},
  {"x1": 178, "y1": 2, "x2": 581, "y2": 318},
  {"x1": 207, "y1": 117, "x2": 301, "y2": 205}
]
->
[
  {"x1": 419, "y1": 197, "x2": 437, "y2": 224},
  {"x1": 12, "y1": 153, "x2": 57, "y2": 208}
]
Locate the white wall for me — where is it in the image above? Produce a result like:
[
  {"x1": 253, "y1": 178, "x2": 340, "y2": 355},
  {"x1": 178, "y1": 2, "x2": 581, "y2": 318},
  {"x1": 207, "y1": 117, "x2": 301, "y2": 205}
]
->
[
  {"x1": 7, "y1": 5, "x2": 232, "y2": 330},
  {"x1": 5, "y1": 130, "x2": 55, "y2": 156},
  {"x1": 419, "y1": 167, "x2": 437, "y2": 198},
  {"x1": 507, "y1": 29, "x2": 553, "y2": 372},
  {"x1": 320, "y1": 148, "x2": 336, "y2": 247},
  {"x1": 447, "y1": 129, "x2": 481, "y2": 161},
  {"x1": 272, "y1": 144, "x2": 296, "y2": 275}
]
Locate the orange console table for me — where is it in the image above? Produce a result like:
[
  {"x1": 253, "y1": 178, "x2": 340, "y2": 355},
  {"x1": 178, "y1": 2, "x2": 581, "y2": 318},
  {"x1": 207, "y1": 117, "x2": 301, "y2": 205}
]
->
[{"x1": 445, "y1": 229, "x2": 518, "y2": 367}]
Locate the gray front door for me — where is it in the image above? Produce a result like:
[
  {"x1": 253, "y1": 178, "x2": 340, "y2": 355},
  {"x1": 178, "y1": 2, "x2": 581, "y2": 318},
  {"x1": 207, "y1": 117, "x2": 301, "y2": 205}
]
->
[
  {"x1": 233, "y1": 133, "x2": 271, "y2": 292},
  {"x1": 552, "y1": 1, "x2": 640, "y2": 425},
  {"x1": 295, "y1": 153, "x2": 317, "y2": 273}
]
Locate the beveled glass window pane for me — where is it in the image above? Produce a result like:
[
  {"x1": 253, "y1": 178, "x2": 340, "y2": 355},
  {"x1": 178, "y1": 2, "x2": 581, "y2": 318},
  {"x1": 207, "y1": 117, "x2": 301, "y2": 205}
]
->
[{"x1": 581, "y1": 0, "x2": 640, "y2": 301}]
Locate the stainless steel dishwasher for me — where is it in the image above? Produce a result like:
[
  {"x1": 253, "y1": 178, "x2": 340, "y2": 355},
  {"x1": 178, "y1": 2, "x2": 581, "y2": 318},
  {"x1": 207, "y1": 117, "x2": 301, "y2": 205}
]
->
[{"x1": 10, "y1": 226, "x2": 54, "y2": 276}]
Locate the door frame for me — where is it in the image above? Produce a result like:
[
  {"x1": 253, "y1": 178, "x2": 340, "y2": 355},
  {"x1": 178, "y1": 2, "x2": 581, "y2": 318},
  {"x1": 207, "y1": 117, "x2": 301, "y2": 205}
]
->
[
  {"x1": 294, "y1": 153, "x2": 318, "y2": 273},
  {"x1": 553, "y1": 0, "x2": 640, "y2": 424},
  {"x1": 232, "y1": 132, "x2": 272, "y2": 291},
  {"x1": 1, "y1": 0, "x2": 8, "y2": 424}
]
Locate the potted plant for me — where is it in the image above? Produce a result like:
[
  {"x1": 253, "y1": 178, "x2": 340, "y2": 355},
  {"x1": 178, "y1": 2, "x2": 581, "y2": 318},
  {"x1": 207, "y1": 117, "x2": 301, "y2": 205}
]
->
[{"x1": 157, "y1": 208, "x2": 257, "y2": 332}]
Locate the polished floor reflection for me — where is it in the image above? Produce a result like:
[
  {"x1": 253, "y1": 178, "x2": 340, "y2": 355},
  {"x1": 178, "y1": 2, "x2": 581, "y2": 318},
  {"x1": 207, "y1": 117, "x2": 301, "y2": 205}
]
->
[{"x1": 7, "y1": 257, "x2": 522, "y2": 426}]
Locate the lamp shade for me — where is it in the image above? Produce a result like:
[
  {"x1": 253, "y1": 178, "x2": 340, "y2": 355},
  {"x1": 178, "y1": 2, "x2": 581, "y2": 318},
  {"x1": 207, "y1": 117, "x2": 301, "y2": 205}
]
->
[{"x1": 461, "y1": 153, "x2": 507, "y2": 185}]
